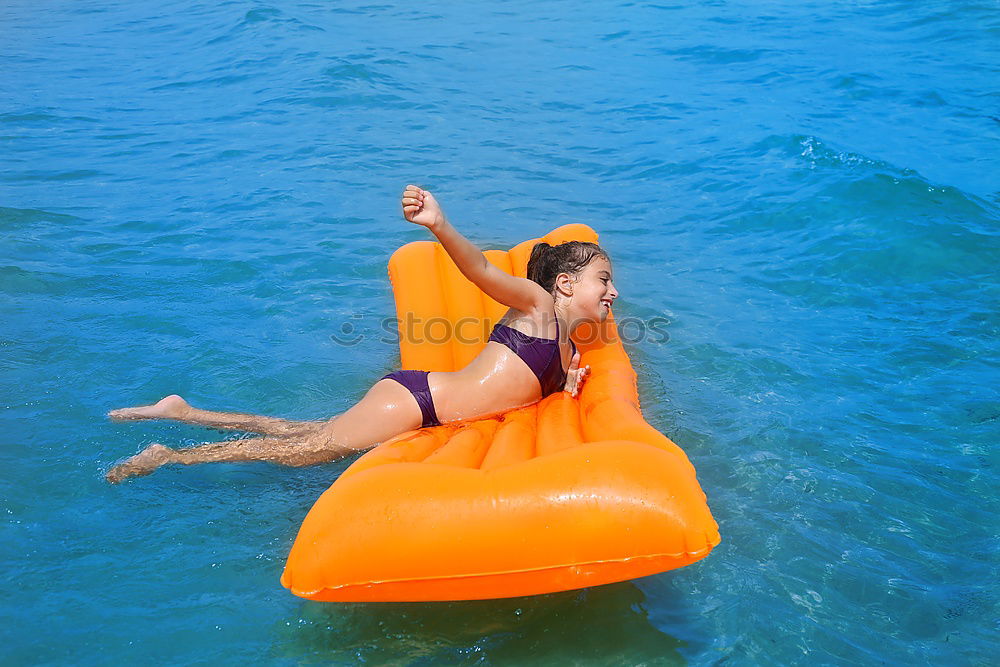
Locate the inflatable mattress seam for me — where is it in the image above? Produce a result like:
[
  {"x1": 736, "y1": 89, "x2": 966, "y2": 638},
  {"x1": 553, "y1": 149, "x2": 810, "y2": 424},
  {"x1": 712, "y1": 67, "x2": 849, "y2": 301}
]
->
[{"x1": 287, "y1": 541, "x2": 721, "y2": 597}]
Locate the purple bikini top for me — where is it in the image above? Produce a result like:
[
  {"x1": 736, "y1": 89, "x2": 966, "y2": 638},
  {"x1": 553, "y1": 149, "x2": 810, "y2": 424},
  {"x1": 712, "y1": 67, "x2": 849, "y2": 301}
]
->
[{"x1": 488, "y1": 316, "x2": 576, "y2": 397}]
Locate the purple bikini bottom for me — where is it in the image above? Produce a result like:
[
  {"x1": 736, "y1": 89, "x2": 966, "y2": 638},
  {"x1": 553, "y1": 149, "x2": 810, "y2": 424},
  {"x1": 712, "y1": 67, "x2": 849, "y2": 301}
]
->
[{"x1": 381, "y1": 369, "x2": 441, "y2": 428}]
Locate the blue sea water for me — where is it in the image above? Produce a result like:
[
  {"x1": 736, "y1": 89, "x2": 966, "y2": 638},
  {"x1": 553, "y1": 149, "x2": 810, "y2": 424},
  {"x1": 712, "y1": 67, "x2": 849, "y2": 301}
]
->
[{"x1": 2, "y1": 0, "x2": 998, "y2": 663}]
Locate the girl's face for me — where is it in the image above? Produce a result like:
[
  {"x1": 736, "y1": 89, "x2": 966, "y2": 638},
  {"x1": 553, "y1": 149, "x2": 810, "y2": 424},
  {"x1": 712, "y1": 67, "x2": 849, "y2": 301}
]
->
[{"x1": 570, "y1": 256, "x2": 618, "y2": 322}]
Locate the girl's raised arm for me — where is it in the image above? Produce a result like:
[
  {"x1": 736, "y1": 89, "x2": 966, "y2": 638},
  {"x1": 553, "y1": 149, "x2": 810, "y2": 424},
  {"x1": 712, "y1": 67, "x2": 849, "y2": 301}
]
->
[{"x1": 401, "y1": 185, "x2": 550, "y2": 313}]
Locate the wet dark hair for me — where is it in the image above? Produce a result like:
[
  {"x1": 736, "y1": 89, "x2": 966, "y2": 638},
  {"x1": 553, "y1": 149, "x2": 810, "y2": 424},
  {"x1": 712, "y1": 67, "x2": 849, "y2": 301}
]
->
[{"x1": 526, "y1": 241, "x2": 610, "y2": 295}]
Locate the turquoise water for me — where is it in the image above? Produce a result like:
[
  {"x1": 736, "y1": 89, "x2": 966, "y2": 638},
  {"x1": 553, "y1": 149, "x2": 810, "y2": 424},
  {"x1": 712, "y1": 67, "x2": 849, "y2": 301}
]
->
[{"x1": 3, "y1": 0, "x2": 998, "y2": 663}]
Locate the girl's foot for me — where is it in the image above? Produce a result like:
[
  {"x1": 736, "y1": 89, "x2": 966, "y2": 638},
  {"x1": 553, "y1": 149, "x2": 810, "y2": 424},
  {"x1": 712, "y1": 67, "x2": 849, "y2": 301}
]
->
[
  {"x1": 108, "y1": 394, "x2": 191, "y2": 421},
  {"x1": 106, "y1": 444, "x2": 175, "y2": 483}
]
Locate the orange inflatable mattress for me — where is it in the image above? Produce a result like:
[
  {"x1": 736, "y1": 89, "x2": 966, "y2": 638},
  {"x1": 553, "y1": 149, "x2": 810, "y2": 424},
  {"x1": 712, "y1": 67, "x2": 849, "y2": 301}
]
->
[{"x1": 281, "y1": 224, "x2": 720, "y2": 602}]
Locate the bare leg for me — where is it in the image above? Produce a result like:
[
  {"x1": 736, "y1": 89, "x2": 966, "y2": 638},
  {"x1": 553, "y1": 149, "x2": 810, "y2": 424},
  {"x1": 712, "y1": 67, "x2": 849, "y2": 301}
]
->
[
  {"x1": 108, "y1": 394, "x2": 326, "y2": 437},
  {"x1": 106, "y1": 379, "x2": 425, "y2": 483},
  {"x1": 105, "y1": 436, "x2": 352, "y2": 484},
  {"x1": 105, "y1": 444, "x2": 175, "y2": 483}
]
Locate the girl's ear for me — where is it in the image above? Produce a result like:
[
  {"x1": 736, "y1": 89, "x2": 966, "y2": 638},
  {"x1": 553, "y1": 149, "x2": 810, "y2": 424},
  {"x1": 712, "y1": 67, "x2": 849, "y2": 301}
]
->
[{"x1": 554, "y1": 272, "x2": 575, "y2": 297}]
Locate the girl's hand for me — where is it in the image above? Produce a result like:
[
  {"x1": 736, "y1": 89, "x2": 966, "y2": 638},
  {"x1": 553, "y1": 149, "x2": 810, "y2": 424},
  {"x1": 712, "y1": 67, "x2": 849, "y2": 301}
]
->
[
  {"x1": 401, "y1": 185, "x2": 446, "y2": 230},
  {"x1": 564, "y1": 351, "x2": 590, "y2": 399}
]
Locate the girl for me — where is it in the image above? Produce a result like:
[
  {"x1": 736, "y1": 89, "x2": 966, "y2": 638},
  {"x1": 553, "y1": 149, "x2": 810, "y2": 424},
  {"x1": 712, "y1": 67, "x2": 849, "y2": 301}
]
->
[{"x1": 106, "y1": 186, "x2": 617, "y2": 483}]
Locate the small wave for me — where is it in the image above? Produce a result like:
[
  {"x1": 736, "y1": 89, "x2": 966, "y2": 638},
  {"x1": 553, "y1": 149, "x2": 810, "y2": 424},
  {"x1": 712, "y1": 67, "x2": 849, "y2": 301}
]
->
[
  {"x1": 793, "y1": 135, "x2": 891, "y2": 172},
  {"x1": 657, "y1": 45, "x2": 771, "y2": 65},
  {"x1": 829, "y1": 73, "x2": 904, "y2": 102},
  {"x1": 0, "y1": 207, "x2": 80, "y2": 229},
  {"x1": 0, "y1": 112, "x2": 96, "y2": 125},
  {"x1": 149, "y1": 73, "x2": 253, "y2": 92},
  {"x1": 2, "y1": 169, "x2": 104, "y2": 183}
]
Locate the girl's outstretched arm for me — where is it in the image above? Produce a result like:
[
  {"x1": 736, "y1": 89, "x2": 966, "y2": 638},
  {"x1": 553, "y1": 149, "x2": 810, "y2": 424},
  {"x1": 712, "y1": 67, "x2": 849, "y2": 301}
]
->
[{"x1": 401, "y1": 185, "x2": 550, "y2": 313}]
